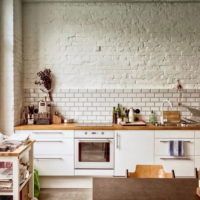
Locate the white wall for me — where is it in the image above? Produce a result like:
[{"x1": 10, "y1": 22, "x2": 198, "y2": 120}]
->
[
  {"x1": 22, "y1": 1, "x2": 200, "y2": 122},
  {"x1": 23, "y1": 2, "x2": 200, "y2": 90},
  {"x1": 0, "y1": 0, "x2": 22, "y2": 134},
  {"x1": 14, "y1": 0, "x2": 23, "y2": 126},
  {"x1": 0, "y1": 0, "x2": 14, "y2": 134}
]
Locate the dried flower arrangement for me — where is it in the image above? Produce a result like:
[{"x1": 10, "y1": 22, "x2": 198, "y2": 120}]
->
[{"x1": 35, "y1": 68, "x2": 53, "y2": 101}]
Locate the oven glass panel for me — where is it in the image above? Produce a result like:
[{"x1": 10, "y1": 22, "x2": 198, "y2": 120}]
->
[{"x1": 79, "y1": 142, "x2": 110, "y2": 162}]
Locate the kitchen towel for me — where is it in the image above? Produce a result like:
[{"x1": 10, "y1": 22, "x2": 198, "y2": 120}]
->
[{"x1": 169, "y1": 140, "x2": 184, "y2": 157}]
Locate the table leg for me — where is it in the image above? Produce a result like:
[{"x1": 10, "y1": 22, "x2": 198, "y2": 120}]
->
[
  {"x1": 29, "y1": 145, "x2": 34, "y2": 199},
  {"x1": 12, "y1": 157, "x2": 20, "y2": 200}
]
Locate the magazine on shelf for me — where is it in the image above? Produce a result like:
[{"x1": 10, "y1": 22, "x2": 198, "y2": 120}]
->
[
  {"x1": 0, "y1": 168, "x2": 12, "y2": 181},
  {"x1": 0, "y1": 180, "x2": 12, "y2": 189}
]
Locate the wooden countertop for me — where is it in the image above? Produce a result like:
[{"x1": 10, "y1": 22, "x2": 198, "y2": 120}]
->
[
  {"x1": 14, "y1": 123, "x2": 200, "y2": 130},
  {"x1": 0, "y1": 140, "x2": 34, "y2": 157}
]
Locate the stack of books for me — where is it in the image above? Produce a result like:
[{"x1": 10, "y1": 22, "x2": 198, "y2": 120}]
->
[{"x1": 0, "y1": 168, "x2": 12, "y2": 191}]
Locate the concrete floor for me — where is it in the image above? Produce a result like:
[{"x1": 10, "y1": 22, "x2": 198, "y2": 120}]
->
[{"x1": 39, "y1": 188, "x2": 92, "y2": 200}]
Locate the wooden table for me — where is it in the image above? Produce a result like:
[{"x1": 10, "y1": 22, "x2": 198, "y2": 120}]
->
[
  {"x1": 93, "y1": 177, "x2": 199, "y2": 200},
  {"x1": 0, "y1": 140, "x2": 34, "y2": 200}
]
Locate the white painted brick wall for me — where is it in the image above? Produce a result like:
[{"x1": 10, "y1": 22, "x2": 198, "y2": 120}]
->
[
  {"x1": 23, "y1": 2, "x2": 200, "y2": 90},
  {"x1": 14, "y1": 0, "x2": 23, "y2": 126},
  {"x1": 0, "y1": 1, "x2": 198, "y2": 127}
]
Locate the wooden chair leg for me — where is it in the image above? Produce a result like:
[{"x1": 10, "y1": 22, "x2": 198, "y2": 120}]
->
[
  {"x1": 195, "y1": 168, "x2": 199, "y2": 179},
  {"x1": 172, "y1": 170, "x2": 175, "y2": 178},
  {"x1": 126, "y1": 169, "x2": 129, "y2": 178}
]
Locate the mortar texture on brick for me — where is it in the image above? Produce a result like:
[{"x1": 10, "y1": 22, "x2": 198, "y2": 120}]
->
[{"x1": 23, "y1": 2, "x2": 200, "y2": 89}]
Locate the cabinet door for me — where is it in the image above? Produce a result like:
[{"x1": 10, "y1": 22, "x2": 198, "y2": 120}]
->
[
  {"x1": 34, "y1": 138, "x2": 74, "y2": 156},
  {"x1": 34, "y1": 156, "x2": 74, "y2": 176},
  {"x1": 114, "y1": 131, "x2": 154, "y2": 176},
  {"x1": 155, "y1": 139, "x2": 194, "y2": 156},
  {"x1": 155, "y1": 156, "x2": 195, "y2": 177}
]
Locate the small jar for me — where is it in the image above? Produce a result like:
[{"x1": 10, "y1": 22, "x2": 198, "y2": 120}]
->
[{"x1": 117, "y1": 117, "x2": 122, "y2": 124}]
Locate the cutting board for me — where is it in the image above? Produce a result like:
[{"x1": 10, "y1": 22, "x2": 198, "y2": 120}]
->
[
  {"x1": 120, "y1": 121, "x2": 146, "y2": 126},
  {"x1": 163, "y1": 111, "x2": 180, "y2": 123}
]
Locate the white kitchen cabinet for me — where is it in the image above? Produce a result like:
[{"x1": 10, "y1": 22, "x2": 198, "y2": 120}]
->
[
  {"x1": 33, "y1": 138, "x2": 74, "y2": 155},
  {"x1": 155, "y1": 130, "x2": 194, "y2": 139},
  {"x1": 15, "y1": 130, "x2": 74, "y2": 176},
  {"x1": 155, "y1": 156, "x2": 195, "y2": 177},
  {"x1": 155, "y1": 130, "x2": 195, "y2": 177},
  {"x1": 34, "y1": 156, "x2": 74, "y2": 176},
  {"x1": 114, "y1": 130, "x2": 154, "y2": 176},
  {"x1": 194, "y1": 131, "x2": 200, "y2": 170},
  {"x1": 155, "y1": 139, "x2": 194, "y2": 156}
]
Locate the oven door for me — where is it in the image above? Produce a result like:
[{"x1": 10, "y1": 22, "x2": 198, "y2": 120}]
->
[{"x1": 75, "y1": 139, "x2": 114, "y2": 169}]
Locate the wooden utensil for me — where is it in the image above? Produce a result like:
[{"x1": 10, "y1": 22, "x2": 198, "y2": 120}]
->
[{"x1": 52, "y1": 112, "x2": 62, "y2": 124}]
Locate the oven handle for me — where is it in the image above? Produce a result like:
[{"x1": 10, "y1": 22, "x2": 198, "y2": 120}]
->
[
  {"x1": 77, "y1": 139, "x2": 113, "y2": 143},
  {"x1": 116, "y1": 133, "x2": 120, "y2": 149}
]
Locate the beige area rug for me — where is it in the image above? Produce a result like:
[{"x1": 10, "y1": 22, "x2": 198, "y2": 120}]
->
[{"x1": 39, "y1": 188, "x2": 92, "y2": 200}]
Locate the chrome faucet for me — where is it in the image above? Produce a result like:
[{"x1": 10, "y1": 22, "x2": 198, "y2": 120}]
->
[{"x1": 160, "y1": 99, "x2": 173, "y2": 125}]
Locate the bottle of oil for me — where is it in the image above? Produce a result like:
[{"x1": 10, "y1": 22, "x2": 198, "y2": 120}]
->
[
  {"x1": 128, "y1": 108, "x2": 134, "y2": 123},
  {"x1": 149, "y1": 110, "x2": 157, "y2": 125},
  {"x1": 112, "y1": 107, "x2": 117, "y2": 124}
]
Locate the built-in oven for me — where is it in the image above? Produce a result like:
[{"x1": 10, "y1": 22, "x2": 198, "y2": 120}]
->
[{"x1": 75, "y1": 130, "x2": 114, "y2": 169}]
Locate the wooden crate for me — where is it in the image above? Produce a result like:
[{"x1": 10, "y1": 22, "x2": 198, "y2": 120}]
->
[{"x1": 20, "y1": 183, "x2": 29, "y2": 200}]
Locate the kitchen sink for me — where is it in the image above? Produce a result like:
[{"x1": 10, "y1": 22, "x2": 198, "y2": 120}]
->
[{"x1": 156, "y1": 122, "x2": 200, "y2": 127}]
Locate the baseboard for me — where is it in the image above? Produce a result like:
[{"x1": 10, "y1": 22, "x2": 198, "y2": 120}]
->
[{"x1": 39, "y1": 176, "x2": 93, "y2": 189}]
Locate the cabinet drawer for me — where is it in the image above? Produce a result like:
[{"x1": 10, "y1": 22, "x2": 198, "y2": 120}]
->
[
  {"x1": 34, "y1": 138, "x2": 74, "y2": 155},
  {"x1": 155, "y1": 139, "x2": 194, "y2": 156},
  {"x1": 195, "y1": 139, "x2": 200, "y2": 155},
  {"x1": 34, "y1": 156, "x2": 74, "y2": 176},
  {"x1": 195, "y1": 156, "x2": 200, "y2": 168},
  {"x1": 155, "y1": 131, "x2": 194, "y2": 139},
  {"x1": 15, "y1": 130, "x2": 31, "y2": 137},
  {"x1": 31, "y1": 130, "x2": 74, "y2": 139},
  {"x1": 195, "y1": 131, "x2": 200, "y2": 138},
  {"x1": 155, "y1": 156, "x2": 195, "y2": 177}
]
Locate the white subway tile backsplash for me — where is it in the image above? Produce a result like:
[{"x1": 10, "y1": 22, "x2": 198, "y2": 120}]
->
[
  {"x1": 123, "y1": 98, "x2": 132, "y2": 102},
  {"x1": 79, "y1": 89, "x2": 88, "y2": 93},
  {"x1": 65, "y1": 93, "x2": 74, "y2": 97},
  {"x1": 70, "y1": 98, "x2": 79, "y2": 102},
  {"x1": 75, "y1": 93, "x2": 83, "y2": 98},
  {"x1": 79, "y1": 98, "x2": 87, "y2": 102},
  {"x1": 146, "y1": 93, "x2": 154, "y2": 98},
  {"x1": 56, "y1": 93, "x2": 65, "y2": 98},
  {"x1": 24, "y1": 89, "x2": 200, "y2": 123},
  {"x1": 191, "y1": 93, "x2": 199, "y2": 98},
  {"x1": 110, "y1": 93, "x2": 118, "y2": 98},
  {"x1": 101, "y1": 93, "x2": 110, "y2": 98},
  {"x1": 65, "y1": 102, "x2": 75, "y2": 106},
  {"x1": 84, "y1": 93, "x2": 92, "y2": 97}
]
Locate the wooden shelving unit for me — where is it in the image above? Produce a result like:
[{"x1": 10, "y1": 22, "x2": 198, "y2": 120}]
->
[{"x1": 0, "y1": 140, "x2": 34, "y2": 200}]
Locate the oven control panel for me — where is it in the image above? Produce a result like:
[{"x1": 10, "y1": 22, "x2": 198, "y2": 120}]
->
[{"x1": 74, "y1": 130, "x2": 114, "y2": 139}]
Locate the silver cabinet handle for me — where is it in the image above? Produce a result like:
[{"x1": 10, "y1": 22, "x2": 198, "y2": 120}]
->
[
  {"x1": 116, "y1": 133, "x2": 120, "y2": 149},
  {"x1": 32, "y1": 132, "x2": 63, "y2": 135},
  {"x1": 78, "y1": 139, "x2": 111, "y2": 143},
  {"x1": 92, "y1": 132, "x2": 97, "y2": 134},
  {"x1": 160, "y1": 157, "x2": 191, "y2": 160},
  {"x1": 160, "y1": 140, "x2": 191, "y2": 143},
  {"x1": 35, "y1": 157, "x2": 63, "y2": 160},
  {"x1": 36, "y1": 139, "x2": 63, "y2": 143}
]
